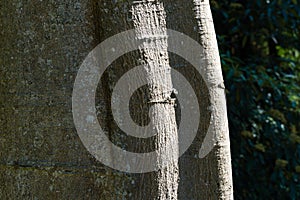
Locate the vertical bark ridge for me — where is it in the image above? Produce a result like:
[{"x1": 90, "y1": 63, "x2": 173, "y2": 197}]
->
[
  {"x1": 193, "y1": 0, "x2": 234, "y2": 199},
  {"x1": 132, "y1": 1, "x2": 179, "y2": 199}
]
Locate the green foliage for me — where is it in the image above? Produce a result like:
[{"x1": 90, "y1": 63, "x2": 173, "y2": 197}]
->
[{"x1": 211, "y1": 0, "x2": 300, "y2": 199}]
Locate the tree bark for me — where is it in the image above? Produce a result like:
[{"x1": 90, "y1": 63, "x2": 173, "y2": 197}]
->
[
  {"x1": 0, "y1": 0, "x2": 233, "y2": 199},
  {"x1": 193, "y1": 0, "x2": 233, "y2": 199},
  {"x1": 131, "y1": 1, "x2": 179, "y2": 199}
]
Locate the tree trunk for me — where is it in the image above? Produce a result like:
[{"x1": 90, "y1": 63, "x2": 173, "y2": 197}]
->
[
  {"x1": 192, "y1": 0, "x2": 233, "y2": 199},
  {"x1": 131, "y1": 1, "x2": 179, "y2": 199},
  {"x1": 0, "y1": 0, "x2": 233, "y2": 199}
]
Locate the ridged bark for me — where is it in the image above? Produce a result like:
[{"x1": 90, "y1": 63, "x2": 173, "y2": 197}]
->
[{"x1": 131, "y1": 1, "x2": 179, "y2": 199}]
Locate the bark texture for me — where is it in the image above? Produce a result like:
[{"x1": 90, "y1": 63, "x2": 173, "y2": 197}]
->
[
  {"x1": 193, "y1": 0, "x2": 233, "y2": 199},
  {"x1": 131, "y1": 1, "x2": 179, "y2": 199},
  {"x1": 1, "y1": 0, "x2": 233, "y2": 199},
  {"x1": 0, "y1": 0, "x2": 131, "y2": 199}
]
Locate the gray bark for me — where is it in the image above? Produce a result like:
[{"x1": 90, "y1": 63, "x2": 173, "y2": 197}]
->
[
  {"x1": 131, "y1": 1, "x2": 179, "y2": 199},
  {"x1": 193, "y1": 0, "x2": 233, "y2": 199},
  {"x1": 1, "y1": 0, "x2": 233, "y2": 199}
]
